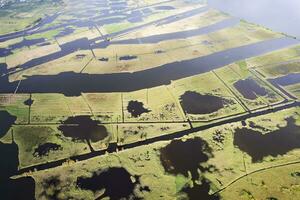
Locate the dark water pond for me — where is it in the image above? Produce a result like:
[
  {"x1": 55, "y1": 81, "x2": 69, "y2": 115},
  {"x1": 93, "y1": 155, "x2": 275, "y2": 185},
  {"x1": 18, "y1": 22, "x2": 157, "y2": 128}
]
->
[
  {"x1": 0, "y1": 110, "x2": 17, "y2": 138},
  {"x1": 181, "y1": 179, "x2": 220, "y2": 200},
  {"x1": 208, "y1": 0, "x2": 300, "y2": 38},
  {"x1": 99, "y1": 57, "x2": 109, "y2": 62},
  {"x1": 160, "y1": 138, "x2": 212, "y2": 179},
  {"x1": 0, "y1": 48, "x2": 12, "y2": 57},
  {"x1": 154, "y1": 6, "x2": 175, "y2": 10},
  {"x1": 77, "y1": 167, "x2": 139, "y2": 200},
  {"x1": 234, "y1": 78, "x2": 267, "y2": 100},
  {"x1": 33, "y1": 142, "x2": 62, "y2": 157},
  {"x1": 24, "y1": 97, "x2": 34, "y2": 106},
  {"x1": 180, "y1": 91, "x2": 226, "y2": 115},
  {"x1": 233, "y1": 117, "x2": 300, "y2": 162},
  {"x1": 119, "y1": 55, "x2": 137, "y2": 61},
  {"x1": 58, "y1": 116, "x2": 109, "y2": 146},
  {"x1": 127, "y1": 100, "x2": 151, "y2": 118},
  {"x1": 0, "y1": 177, "x2": 36, "y2": 200},
  {"x1": 0, "y1": 141, "x2": 19, "y2": 179},
  {"x1": 0, "y1": 37, "x2": 296, "y2": 96}
]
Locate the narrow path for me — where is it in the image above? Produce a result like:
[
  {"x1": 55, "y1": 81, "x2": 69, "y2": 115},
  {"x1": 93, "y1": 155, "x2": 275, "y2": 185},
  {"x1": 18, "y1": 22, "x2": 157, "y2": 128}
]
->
[{"x1": 213, "y1": 160, "x2": 300, "y2": 195}]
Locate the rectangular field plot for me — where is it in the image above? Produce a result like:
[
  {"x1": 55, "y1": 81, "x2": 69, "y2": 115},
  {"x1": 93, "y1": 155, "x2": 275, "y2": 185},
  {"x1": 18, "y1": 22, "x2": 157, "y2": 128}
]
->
[
  {"x1": 215, "y1": 63, "x2": 286, "y2": 111},
  {"x1": 169, "y1": 71, "x2": 245, "y2": 122},
  {"x1": 285, "y1": 83, "x2": 300, "y2": 99},
  {"x1": 247, "y1": 45, "x2": 300, "y2": 75},
  {"x1": 0, "y1": 125, "x2": 90, "y2": 169},
  {"x1": 0, "y1": 94, "x2": 30, "y2": 124},
  {"x1": 82, "y1": 93, "x2": 122, "y2": 123},
  {"x1": 117, "y1": 122, "x2": 189, "y2": 145},
  {"x1": 241, "y1": 107, "x2": 300, "y2": 173},
  {"x1": 64, "y1": 96, "x2": 92, "y2": 116},
  {"x1": 123, "y1": 86, "x2": 186, "y2": 122},
  {"x1": 30, "y1": 94, "x2": 72, "y2": 123}
]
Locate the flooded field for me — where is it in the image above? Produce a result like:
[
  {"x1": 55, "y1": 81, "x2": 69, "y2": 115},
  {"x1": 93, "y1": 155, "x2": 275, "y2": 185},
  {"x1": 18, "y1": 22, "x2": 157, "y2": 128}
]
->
[
  {"x1": 181, "y1": 179, "x2": 220, "y2": 200},
  {"x1": 0, "y1": 0, "x2": 299, "y2": 199},
  {"x1": 179, "y1": 91, "x2": 226, "y2": 114},
  {"x1": 233, "y1": 117, "x2": 300, "y2": 162},
  {"x1": 233, "y1": 78, "x2": 267, "y2": 100},
  {"x1": 58, "y1": 116, "x2": 109, "y2": 151},
  {"x1": 77, "y1": 167, "x2": 140, "y2": 200},
  {"x1": 160, "y1": 138, "x2": 212, "y2": 179}
]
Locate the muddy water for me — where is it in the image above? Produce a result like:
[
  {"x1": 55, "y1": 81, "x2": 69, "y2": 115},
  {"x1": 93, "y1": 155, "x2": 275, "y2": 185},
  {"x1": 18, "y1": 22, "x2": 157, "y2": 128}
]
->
[
  {"x1": 180, "y1": 91, "x2": 225, "y2": 115},
  {"x1": 234, "y1": 78, "x2": 267, "y2": 100},
  {"x1": 33, "y1": 143, "x2": 62, "y2": 157},
  {"x1": 160, "y1": 138, "x2": 212, "y2": 179},
  {"x1": 127, "y1": 100, "x2": 151, "y2": 117},
  {"x1": 233, "y1": 117, "x2": 300, "y2": 162},
  {"x1": 0, "y1": 111, "x2": 17, "y2": 137},
  {"x1": 77, "y1": 167, "x2": 139, "y2": 200}
]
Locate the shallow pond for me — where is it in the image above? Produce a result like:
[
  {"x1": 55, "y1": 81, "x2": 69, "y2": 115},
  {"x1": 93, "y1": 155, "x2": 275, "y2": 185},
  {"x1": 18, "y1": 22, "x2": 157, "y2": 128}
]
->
[
  {"x1": 180, "y1": 91, "x2": 226, "y2": 115},
  {"x1": 233, "y1": 117, "x2": 300, "y2": 162},
  {"x1": 234, "y1": 78, "x2": 267, "y2": 100},
  {"x1": 160, "y1": 138, "x2": 212, "y2": 179},
  {"x1": 127, "y1": 100, "x2": 151, "y2": 118},
  {"x1": 77, "y1": 167, "x2": 139, "y2": 200}
]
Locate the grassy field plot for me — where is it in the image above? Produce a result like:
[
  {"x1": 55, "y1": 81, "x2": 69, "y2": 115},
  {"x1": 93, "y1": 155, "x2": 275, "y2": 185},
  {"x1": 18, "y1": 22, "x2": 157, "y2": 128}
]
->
[
  {"x1": 10, "y1": 50, "x2": 94, "y2": 81},
  {"x1": 169, "y1": 71, "x2": 244, "y2": 122},
  {"x1": 0, "y1": 94, "x2": 30, "y2": 124},
  {"x1": 123, "y1": 85, "x2": 186, "y2": 122},
  {"x1": 220, "y1": 163, "x2": 300, "y2": 200},
  {"x1": 118, "y1": 122, "x2": 189, "y2": 145},
  {"x1": 6, "y1": 42, "x2": 61, "y2": 70},
  {"x1": 81, "y1": 93, "x2": 122, "y2": 123},
  {"x1": 30, "y1": 94, "x2": 72, "y2": 123},
  {"x1": 215, "y1": 63, "x2": 285, "y2": 111},
  {"x1": 247, "y1": 45, "x2": 300, "y2": 75},
  {"x1": 27, "y1": 107, "x2": 300, "y2": 200},
  {"x1": 0, "y1": 125, "x2": 90, "y2": 168},
  {"x1": 64, "y1": 95, "x2": 92, "y2": 116},
  {"x1": 0, "y1": 0, "x2": 61, "y2": 35}
]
